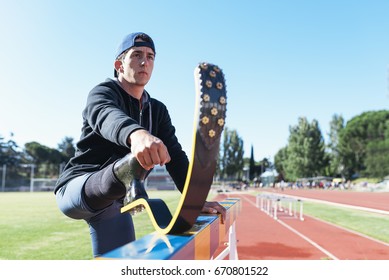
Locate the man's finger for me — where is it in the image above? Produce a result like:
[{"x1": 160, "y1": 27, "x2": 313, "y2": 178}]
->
[
  {"x1": 158, "y1": 147, "x2": 171, "y2": 165},
  {"x1": 138, "y1": 153, "x2": 153, "y2": 170}
]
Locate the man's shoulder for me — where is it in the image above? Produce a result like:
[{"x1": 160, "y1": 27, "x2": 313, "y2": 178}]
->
[
  {"x1": 93, "y1": 78, "x2": 120, "y2": 91},
  {"x1": 88, "y1": 78, "x2": 125, "y2": 98}
]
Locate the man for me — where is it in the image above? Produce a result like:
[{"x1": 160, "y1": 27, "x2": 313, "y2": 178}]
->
[{"x1": 55, "y1": 32, "x2": 226, "y2": 257}]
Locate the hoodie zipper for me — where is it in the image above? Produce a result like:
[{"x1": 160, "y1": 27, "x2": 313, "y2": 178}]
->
[
  {"x1": 139, "y1": 108, "x2": 143, "y2": 127},
  {"x1": 135, "y1": 95, "x2": 152, "y2": 133}
]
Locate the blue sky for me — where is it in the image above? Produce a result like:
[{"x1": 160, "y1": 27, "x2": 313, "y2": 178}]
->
[{"x1": 1, "y1": 0, "x2": 388, "y2": 162}]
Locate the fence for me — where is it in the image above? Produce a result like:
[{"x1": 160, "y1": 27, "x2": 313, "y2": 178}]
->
[{"x1": 1, "y1": 163, "x2": 60, "y2": 192}]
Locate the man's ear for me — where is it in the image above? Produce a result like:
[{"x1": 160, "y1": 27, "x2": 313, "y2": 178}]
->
[{"x1": 114, "y1": 60, "x2": 123, "y2": 75}]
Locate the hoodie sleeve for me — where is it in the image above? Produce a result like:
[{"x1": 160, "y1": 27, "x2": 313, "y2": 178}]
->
[{"x1": 82, "y1": 80, "x2": 144, "y2": 148}]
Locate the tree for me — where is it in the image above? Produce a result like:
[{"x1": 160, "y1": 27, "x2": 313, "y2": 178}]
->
[
  {"x1": 364, "y1": 119, "x2": 389, "y2": 179},
  {"x1": 338, "y1": 110, "x2": 389, "y2": 179},
  {"x1": 0, "y1": 134, "x2": 29, "y2": 187},
  {"x1": 249, "y1": 145, "x2": 256, "y2": 180},
  {"x1": 284, "y1": 117, "x2": 327, "y2": 181},
  {"x1": 327, "y1": 114, "x2": 344, "y2": 177},
  {"x1": 24, "y1": 142, "x2": 63, "y2": 177},
  {"x1": 57, "y1": 136, "x2": 76, "y2": 163},
  {"x1": 24, "y1": 142, "x2": 60, "y2": 164},
  {"x1": 274, "y1": 146, "x2": 288, "y2": 181},
  {"x1": 0, "y1": 134, "x2": 21, "y2": 166},
  {"x1": 258, "y1": 157, "x2": 271, "y2": 173},
  {"x1": 365, "y1": 138, "x2": 389, "y2": 178},
  {"x1": 220, "y1": 127, "x2": 244, "y2": 180}
]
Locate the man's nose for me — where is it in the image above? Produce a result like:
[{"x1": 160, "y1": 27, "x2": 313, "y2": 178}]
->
[{"x1": 140, "y1": 57, "x2": 148, "y2": 66}]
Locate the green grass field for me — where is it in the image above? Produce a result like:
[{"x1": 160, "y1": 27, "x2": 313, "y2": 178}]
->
[
  {"x1": 0, "y1": 191, "x2": 388, "y2": 260},
  {"x1": 303, "y1": 202, "x2": 389, "y2": 243},
  {"x1": 0, "y1": 191, "x2": 181, "y2": 260}
]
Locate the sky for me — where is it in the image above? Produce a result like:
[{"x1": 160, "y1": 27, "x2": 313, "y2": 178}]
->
[{"x1": 1, "y1": 0, "x2": 389, "y2": 162}]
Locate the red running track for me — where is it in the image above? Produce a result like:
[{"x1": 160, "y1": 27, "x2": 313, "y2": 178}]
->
[{"x1": 213, "y1": 191, "x2": 389, "y2": 260}]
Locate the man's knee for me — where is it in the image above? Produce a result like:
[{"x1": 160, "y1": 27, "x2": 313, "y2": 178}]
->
[{"x1": 55, "y1": 174, "x2": 96, "y2": 220}]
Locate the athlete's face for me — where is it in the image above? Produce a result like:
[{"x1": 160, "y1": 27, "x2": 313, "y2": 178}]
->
[{"x1": 118, "y1": 42, "x2": 155, "y2": 86}]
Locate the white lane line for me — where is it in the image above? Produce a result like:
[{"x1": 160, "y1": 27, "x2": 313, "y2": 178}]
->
[
  {"x1": 275, "y1": 219, "x2": 339, "y2": 260},
  {"x1": 240, "y1": 195, "x2": 339, "y2": 260}
]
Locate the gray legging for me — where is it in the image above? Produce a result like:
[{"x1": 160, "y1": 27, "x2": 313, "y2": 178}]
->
[{"x1": 55, "y1": 174, "x2": 135, "y2": 257}]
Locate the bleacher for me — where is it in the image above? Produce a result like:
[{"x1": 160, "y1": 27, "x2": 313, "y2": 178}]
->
[{"x1": 145, "y1": 165, "x2": 176, "y2": 190}]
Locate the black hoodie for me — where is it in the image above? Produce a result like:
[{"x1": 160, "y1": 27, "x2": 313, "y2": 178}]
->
[{"x1": 54, "y1": 78, "x2": 189, "y2": 193}]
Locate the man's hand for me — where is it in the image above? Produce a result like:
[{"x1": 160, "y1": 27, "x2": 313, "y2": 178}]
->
[
  {"x1": 202, "y1": 201, "x2": 226, "y2": 223},
  {"x1": 129, "y1": 129, "x2": 171, "y2": 170}
]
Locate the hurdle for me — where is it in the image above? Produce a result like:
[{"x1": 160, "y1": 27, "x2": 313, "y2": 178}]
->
[
  {"x1": 98, "y1": 198, "x2": 241, "y2": 260},
  {"x1": 256, "y1": 193, "x2": 304, "y2": 221}
]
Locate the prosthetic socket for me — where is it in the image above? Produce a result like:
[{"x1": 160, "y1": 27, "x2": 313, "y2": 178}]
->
[{"x1": 113, "y1": 154, "x2": 149, "y2": 215}]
